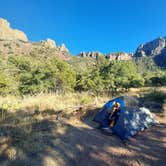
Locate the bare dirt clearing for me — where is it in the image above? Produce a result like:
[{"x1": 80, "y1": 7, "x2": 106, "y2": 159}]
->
[{"x1": 0, "y1": 106, "x2": 166, "y2": 166}]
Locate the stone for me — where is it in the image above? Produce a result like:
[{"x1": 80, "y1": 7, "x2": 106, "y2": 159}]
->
[
  {"x1": 135, "y1": 37, "x2": 166, "y2": 57},
  {"x1": 134, "y1": 37, "x2": 166, "y2": 67},
  {"x1": 78, "y1": 51, "x2": 102, "y2": 59},
  {"x1": 106, "y1": 52, "x2": 132, "y2": 61},
  {"x1": 0, "y1": 18, "x2": 28, "y2": 41},
  {"x1": 58, "y1": 43, "x2": 69, "y2": 52},
  {"x1": 41, "y1": 38, "x2": 56, "y2": 48}
]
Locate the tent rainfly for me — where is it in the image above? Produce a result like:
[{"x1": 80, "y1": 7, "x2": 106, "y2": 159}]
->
[{"x1": 94, "y1": 96, "x2": 158, "y2": 139}]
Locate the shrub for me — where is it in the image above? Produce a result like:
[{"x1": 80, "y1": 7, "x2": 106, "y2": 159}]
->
[{"x1": 143, "y1": 90, "x2": 166, "y2": 103}]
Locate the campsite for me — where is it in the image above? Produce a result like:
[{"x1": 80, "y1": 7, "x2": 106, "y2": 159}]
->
[
  {"x1": 0, "y1": 1, "x2": 166, "y2": 165},
  {"x1": 0, "y1": 87, "x2": 166, "y2": 166}
]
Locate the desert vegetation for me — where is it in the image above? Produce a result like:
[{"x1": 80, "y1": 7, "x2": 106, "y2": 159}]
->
[{"x1": 0, "y1": 53, "x2": 165, "y2": 97}]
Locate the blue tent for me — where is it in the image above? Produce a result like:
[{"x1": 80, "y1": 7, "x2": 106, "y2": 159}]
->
[{"x1": 94, "y1": 96, "x2": 158, "y2": 139}]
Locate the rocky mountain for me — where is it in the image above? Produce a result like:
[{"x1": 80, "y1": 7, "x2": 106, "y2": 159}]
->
[
  {"x1": 0, "y1": 18, "x2": 70, "y2": 61},
  {"x1": 135, "y1": 37, "x2": 166, "y2": 57},
  {"x1": 135, "y1": 37, "x2": 166, "y2": 67},
  {"x1": 79, "y1": 37, "x2": 166, "y2": 67},
  {"x1": 0, "y1": 17, "x2": 166, "y2": 67}
]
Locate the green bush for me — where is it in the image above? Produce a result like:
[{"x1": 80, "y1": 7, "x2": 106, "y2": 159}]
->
[
  {"x1": 0, "y1": 52, "x2": 165, "y2": 96},
  {"x1": 143, "y1": 90, "x2": 166, "y2": 103}
]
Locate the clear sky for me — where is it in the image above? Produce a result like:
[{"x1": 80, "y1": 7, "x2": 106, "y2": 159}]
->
[{"x1": 0, "y1": 0, "x2": 166, "y2": 54}]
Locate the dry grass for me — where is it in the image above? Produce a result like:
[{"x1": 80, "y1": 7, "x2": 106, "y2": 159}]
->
[
  {"x1": 0, "y1": 92, "x2": 109, "y2": 114},
  {"x1": 0, "y1": 92, "x2": 110, "y2": 163},
  {"x1": 129, "y1": 86, "x2": 166, "y2": 94},
  {"x1": 0, "y1": 91, "x2": 166, "y2": 165}
]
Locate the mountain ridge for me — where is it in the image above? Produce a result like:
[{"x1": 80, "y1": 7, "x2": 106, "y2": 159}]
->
[{"x1": 0, "y1": 17, "x2": 165, "y2": 66}]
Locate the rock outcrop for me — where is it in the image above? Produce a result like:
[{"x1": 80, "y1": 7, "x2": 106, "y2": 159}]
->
[
  {"x1": 79, "y1": 51, "x2": 102, "y2": 59},
  {"x1": 0, "y1": 18, "x2": 28, "y2": 41},
  {"x1": 106, "y1": 52, "x2": 133, "y2": 61},
  {"x1": 79, "y1": 51, "x2": 132, "y2": 61},
  {"x1": 0, "y1": 17, "x2": 70, "y2": 61},
  {"x1": 58, "y1": 44, "x2": 69, "y2": 52},
  {"x1": 134, "y1": 37, "x2": 166, "y2": 67},
  {"x1": 153, "y1": 47, "x2": 166, "y2": 67},
  {"x1": 135, "y1": 37, "x2": 166, "y2": 57},
  {"x1": 41, "y1": 38, "x2": 56, "y2": 48}
]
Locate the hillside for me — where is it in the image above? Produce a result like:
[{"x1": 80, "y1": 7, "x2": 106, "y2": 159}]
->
[
  {"x1": 0, "y1": 18, "x2": 70, "y2": 61},
  {"x1": 135, "y1": 37, "x2": 166, "y2": 67},
  {"x1": 0, "y1": 17, "x2": 166, "y2": 97},
  {"x1": 0, "y1": 17, "x2": 166, "y2": 68}
]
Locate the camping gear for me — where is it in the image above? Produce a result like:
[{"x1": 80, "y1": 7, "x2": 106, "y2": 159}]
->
[{"x1": 94, "y1": 96, "x2": 158, "y2": 139}]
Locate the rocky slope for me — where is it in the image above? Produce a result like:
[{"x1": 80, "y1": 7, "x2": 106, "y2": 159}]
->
[
  {"x1": 0, "y1": 18, "x2": 70, "y2": 61},
  {"x1": 135, "y1": 37, "x2": 166, "y2": 57},
  {"x1": 0, "y1": 18, "x2": 28, "y2": 41},
  {"x1": 78, "y1": 37, "x2": 166, "y2": 67},
  {"x1": 135, "y1": 37, "x2": 166, "y2": 67},
  {"x1": 0, "y1": 17, "x2": 166, "y2": 66}
]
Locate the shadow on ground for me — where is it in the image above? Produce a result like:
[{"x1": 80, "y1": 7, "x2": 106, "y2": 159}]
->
[{"x1": 0, "y1": 107, "x2": 166, "y2": 166}]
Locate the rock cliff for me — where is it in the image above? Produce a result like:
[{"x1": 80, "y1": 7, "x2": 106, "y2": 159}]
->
[
  {"x1": 135, "y1": 37, "x2": 166, "y2": 67},
  {"x1": 0, "y1": 18, "x2": 70, "y2": 61},
  {"x1": 135, "y1": 37, "x2": 166, "y2": 57},
  {"x1": 0, "y1": 18, "x2": 28, "y2": 41}
]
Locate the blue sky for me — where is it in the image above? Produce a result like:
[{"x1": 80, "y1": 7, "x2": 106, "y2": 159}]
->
[{"x1": 0, "y1": 0, "x2": 166, "y2": 54}]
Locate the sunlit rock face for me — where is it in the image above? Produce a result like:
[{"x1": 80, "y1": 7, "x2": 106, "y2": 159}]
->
[
  {"x1": 106, "y1": 52, "x2": 133, "y2": 61},
  {"x1": 0, "y1": 18, "x2": 71, "y2": 61},
  {"x1": 79, "y1": 51, "x2": 133, "y2": 61},
  {"x1": 41, "y1": 38, "x2": 57, "y2": 48},
  {"x1": 0, "y1": 18, "x2": 28, "y2": 41},
  {"x1": 135, "y1": 37, "x2": 166, "y2": 57},
  {"x1": 135, "y1": 37, "x2": 166, "y2": 67}
]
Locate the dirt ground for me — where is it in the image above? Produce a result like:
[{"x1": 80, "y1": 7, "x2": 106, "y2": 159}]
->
[{"x1": 0, "y1": 106, "x2": 166, "y2": 166}]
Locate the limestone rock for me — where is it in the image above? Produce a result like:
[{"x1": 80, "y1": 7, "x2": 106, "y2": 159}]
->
[{"x1": 0, "y1": 18, "x2": 28, "y2": 41}]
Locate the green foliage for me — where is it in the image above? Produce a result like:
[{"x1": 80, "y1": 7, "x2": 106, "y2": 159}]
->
[
  {"x1": 0, "y1": 73, "x2": 8, "y2": 94},
  {"x1": 143, "y1": 90, "x2": 166, "y2": 103},
  {"x1": 0, "y1": 55, "x2": 76, "y2": 95},
  {"x1": 101, "y1": 61, "x2": 144, "y2": 90},
  {"x1": 18, "y1": 58, "x2": 76, "y2": 94},
  {"x1": 0, "y1": 52, "x2": 165, "y2": 96},
  {"x1": 129, "y1": 75, "x2": 145, "y2": 88},
  {"x1": 75, "y1": 68, "x2": 104, "y2": 94},
  {"x1": 134, "y1": 57, "x2": 159, "y2": 73},
  {"x1": 75, "y1": 60, "x2": 145, "y2": 95},
  {"x1": 150, "y1": 75, "x2": 166, "y2": 86}
]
